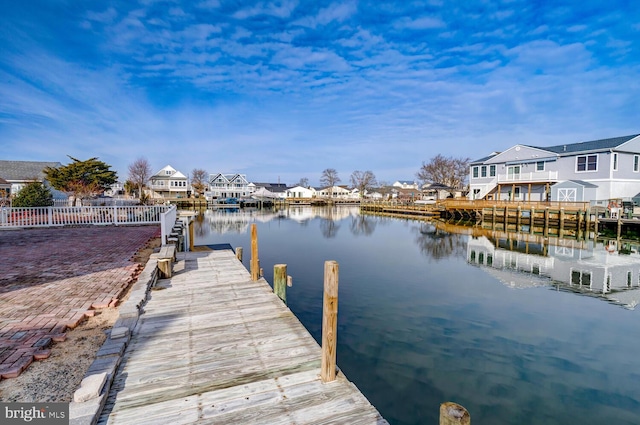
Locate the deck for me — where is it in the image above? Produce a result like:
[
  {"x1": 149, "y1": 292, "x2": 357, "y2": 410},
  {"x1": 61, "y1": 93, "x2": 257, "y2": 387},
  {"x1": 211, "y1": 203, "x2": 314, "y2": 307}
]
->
[{"x1": 99, "y1": 249, "x2": 388, "y2": 425}]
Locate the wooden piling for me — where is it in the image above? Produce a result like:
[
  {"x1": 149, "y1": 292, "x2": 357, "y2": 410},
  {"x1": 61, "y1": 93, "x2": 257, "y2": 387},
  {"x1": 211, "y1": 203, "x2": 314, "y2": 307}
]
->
[
  {"x1": 492, "y1": 206, "x2": 496, "y2": 228},
  {"x1": 251, "y1": 224, "x2": 259, "y2": 281},
  {"x1": 188, "y1": 219, "x2": 195, "y2": 251},
  {"x1": 157, "y1": 258, "x2": 171, "y2": 278},
  {"x1": 274, "y1": 264, "x2": 287, "y2": 304},
  {"x1": 516, "y1": 206, "x2": 521, "y2": 229},
  {"x1": 439, "y1": 402, "x2": 470, "y2": 425},
  {"x1": 321, "y1": 260, "x2": 339, "y2": 383},
  {"x1": 236, "y1": 247, "x2": 243, "y2": 262},
  {"x1": 544, "y1": 208, "x2": 550, "y2": 237},
  {"x1": 530, "y1": 207, "x2": 535, "y2": 234}
]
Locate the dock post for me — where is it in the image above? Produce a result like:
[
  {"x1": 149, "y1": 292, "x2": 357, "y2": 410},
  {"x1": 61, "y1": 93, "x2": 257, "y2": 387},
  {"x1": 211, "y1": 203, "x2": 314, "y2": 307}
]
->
[
  {"x1": 274, "y1": 264, "x2": 287, "y2": 304},
  {"x1": 530, "y1": 207, "x2": 535, "y2": 234},
  {"x1": 440, "y1": 402, "x2": 470, "y2": 425},
  {"x1": 492, "y1": 206, "x2": 496, "y2": 229},
  {"x1": 251, "y1": 224, "x2": 259, "y2": 281},
  {"x1": 236, "y1": 247, "x2": 243, "y2": 262},
  {"x1": 188, "y1": 219, "x2": 195, "y2": 251},
  {"x1": 321, "y1": 260, "x2": 339, "y2": 383},
  {"x1": 516, "y1": 206, "x2": 521, "y2": 230},
  {"x1": 544, "y1": 208, "x2": 550, "y2": 237}
]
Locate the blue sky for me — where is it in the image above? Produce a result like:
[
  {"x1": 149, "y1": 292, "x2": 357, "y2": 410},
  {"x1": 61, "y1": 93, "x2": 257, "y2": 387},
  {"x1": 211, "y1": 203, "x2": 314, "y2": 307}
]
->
[{"x1": 1, "y1": 1, "x2": 639, "y2": 186}]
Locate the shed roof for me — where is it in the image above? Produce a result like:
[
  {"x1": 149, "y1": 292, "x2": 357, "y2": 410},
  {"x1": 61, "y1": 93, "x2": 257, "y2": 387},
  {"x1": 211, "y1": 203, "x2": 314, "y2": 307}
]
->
[{"x1": 553, "y1": 180, "x2": 599, "y2": 188}]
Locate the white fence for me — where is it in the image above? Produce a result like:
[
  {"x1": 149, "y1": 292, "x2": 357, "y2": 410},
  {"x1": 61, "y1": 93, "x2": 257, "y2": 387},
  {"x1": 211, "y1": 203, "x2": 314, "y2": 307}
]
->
[
  {"x1": 0, "y1": 205, "x2": 171, "y2": 228},
  {"x1": 160, "y1": 205, "x2": 178, "y2": 245}
]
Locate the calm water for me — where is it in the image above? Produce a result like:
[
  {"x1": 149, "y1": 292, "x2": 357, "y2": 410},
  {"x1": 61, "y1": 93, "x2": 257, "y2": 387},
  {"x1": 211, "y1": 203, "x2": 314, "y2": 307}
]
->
[{"x1": 194, "y1": 206, "x2": 640, "y2": 425}]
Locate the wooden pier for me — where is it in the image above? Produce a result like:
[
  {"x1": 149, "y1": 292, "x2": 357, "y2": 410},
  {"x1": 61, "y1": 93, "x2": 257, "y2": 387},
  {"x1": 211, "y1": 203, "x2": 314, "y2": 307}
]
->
[{"x1": 99, "y1": 249, "x2": 388, "y2": 425}]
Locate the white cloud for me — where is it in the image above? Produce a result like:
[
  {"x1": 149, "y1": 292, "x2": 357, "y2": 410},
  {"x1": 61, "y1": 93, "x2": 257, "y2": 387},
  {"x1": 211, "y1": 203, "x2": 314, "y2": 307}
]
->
[
  {"x1": 393, "y1": 16, "x2": 446, "y2": 30},
  {"x1": 233, "y1": 0, "x2": 299, "y2": 20},
  {"x1": 293, "y1": 1, "x2": 357, "y2": 28}
]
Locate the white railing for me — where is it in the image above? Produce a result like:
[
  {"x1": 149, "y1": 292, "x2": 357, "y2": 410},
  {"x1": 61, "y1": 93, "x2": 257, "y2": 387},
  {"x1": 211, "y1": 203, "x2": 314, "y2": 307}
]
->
[
  {"x1": 497, "y1": 171, "x2": 558, "y2": 183},
  {"x1": 52, "y1": 198, "x2": 141, "y2": 207},
  {"x1": 0, "y1": 205, "x2": 170, "y2": 228},
  {"x1": 160, "y1": 205, "x2": 178, "y2": 245}
]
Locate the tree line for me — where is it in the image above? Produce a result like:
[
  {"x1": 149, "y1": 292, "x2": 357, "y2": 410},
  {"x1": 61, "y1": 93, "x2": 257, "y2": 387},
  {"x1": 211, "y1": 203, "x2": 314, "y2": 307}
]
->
[{"x1": 11, "y1": 154, "x2": 470, "y2": 207}]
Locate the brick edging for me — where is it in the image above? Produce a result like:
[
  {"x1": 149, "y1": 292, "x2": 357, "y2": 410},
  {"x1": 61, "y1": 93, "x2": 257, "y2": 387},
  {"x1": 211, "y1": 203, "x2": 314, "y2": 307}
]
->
[{"x1": 68, "y1": 257, "x2": 160, "y2": 425}]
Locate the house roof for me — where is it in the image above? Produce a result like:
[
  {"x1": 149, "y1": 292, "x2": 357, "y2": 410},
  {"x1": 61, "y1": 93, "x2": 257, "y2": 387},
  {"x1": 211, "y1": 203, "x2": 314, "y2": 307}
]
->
[
  {"x1": 0, "y1": 160, "x2": 62, "y2": 182},
  {"x1": 528, "y1": 134, "x2": 640, "y2": 155},
  {"x1": 472, "y1": 134, "x2": 640, "y2": 164},
  {"x1": 470, "y1": 153, "x2": 499, "y2": 165}
]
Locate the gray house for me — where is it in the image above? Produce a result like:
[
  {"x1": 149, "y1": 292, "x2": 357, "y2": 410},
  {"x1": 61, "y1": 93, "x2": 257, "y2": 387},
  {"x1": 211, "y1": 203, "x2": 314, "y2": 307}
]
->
[{"x1": 469, "y1": 134, "x2": 640, "y2": 202}]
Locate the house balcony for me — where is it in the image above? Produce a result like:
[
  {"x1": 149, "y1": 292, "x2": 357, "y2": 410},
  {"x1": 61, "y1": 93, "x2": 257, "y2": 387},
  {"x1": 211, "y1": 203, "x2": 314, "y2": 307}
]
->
[{"x1": 496, "y1": 171, "x2": 558, "y2": 184}]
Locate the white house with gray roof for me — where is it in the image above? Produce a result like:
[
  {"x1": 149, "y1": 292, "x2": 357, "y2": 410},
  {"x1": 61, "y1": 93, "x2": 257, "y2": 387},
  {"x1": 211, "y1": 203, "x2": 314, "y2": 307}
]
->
[
  {"x1": 468, "y1": 134, "x2": 640, "y2": 202},
  {"x1": 0, "y1": 160, "x2": 67, "y2": 199},
  {"x1": 149, "y1": 165, "x2": 189, "y2": 198}
]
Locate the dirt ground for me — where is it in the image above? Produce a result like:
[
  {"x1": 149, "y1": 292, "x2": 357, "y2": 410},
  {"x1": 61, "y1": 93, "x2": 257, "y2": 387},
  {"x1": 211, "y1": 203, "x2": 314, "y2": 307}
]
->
[{"x1": 0, "y1": 237, "x2": 161, "y2": 403}]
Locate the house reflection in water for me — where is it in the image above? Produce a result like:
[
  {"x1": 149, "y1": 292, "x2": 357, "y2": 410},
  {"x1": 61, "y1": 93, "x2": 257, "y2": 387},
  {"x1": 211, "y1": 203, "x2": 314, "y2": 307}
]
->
[{"x1": 466, "y1": 231, "x2": 640, "y2": 310}]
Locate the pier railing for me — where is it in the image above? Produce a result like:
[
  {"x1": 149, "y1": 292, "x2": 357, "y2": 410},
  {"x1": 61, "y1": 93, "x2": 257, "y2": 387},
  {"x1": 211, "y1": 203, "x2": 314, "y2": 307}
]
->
[{"x1": 0, "y1": 205, "x2": 170, "y2": 228}]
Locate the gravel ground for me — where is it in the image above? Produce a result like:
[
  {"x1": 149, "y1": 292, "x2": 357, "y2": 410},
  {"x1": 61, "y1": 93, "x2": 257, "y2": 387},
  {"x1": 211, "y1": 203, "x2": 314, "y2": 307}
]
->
[{"x1": 0, "y1": 237, "x2": 161, "y2": 402}]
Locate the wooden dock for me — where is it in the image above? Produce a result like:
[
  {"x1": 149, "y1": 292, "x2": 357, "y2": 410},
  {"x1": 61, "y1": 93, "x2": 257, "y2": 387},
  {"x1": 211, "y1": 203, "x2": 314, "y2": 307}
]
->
[{"x1": 99, "y1": 249, "x2": 388, "y2": 425}]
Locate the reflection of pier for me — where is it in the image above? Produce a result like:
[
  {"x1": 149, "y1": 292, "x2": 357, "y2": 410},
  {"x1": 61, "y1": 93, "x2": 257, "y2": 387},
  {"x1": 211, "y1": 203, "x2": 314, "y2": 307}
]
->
[{"x1": 459, "y1": 223, "x2": 640, "y2": 309}]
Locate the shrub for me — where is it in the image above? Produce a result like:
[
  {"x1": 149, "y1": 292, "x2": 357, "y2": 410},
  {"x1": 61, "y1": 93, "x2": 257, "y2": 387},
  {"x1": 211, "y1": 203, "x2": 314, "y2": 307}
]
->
[{"x1": 12, "y1": 182, "x2": 54, "y2": 207}]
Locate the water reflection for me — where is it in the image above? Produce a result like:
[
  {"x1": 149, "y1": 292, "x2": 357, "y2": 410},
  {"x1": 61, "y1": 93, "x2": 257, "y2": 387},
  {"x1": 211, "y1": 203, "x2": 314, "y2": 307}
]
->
[
  {"x1": 197, "y1": 205, "x2": 362, "y2": 237},
  {"x1": 195, "y1": 207, "x2": 640, "y2": 425},
  {"x1": 413, "y1": 222, "x2": 467, "y2": 261},
  {"x1": 445, "y1": 223, "x2": 640, "y2": 310}
]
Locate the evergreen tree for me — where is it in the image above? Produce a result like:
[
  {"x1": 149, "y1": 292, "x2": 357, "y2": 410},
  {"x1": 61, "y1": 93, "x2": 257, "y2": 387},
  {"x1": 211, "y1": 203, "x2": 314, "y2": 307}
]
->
[
  {"x1": 12, "y1": 182, "x2": 54, "y2": 207},
  {"x1": 44, "y1": 156, "x2": 117, "y2": 204}
]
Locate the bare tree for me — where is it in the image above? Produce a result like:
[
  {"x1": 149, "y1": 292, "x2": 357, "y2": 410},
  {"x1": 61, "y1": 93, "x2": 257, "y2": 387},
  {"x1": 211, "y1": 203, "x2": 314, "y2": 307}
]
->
[
  {"x1": 128, "y1": 157, "x2": 152, "y2": 200},
  {"x1": 416, "y1": 154, "x2": 470, "y2": 189},
  {"x1": 320, "y1": 168, "x2": 340, "y2": 198},
  {"x1": 191, "y1": 168, "x2": 208, "y2": 197},
  {"x1": 297, "y1": 177, "x2": 309, "y2": 187},
  {"x1": 350, "y1": 170, "x2": 377, "y2": 198}
]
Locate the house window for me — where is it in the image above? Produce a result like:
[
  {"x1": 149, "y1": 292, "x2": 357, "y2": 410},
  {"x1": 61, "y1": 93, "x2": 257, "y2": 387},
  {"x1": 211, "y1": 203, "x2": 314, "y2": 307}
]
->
[
  {"x1": 634, "y1": 155, "x2": 639, "y2": 172},
  {"x1": 489, "y1": 165, "x2": 496, "y2": 177},
  {"x1": 576, "y1": 154, "x2": 597, "y2": 172},
  {"x1": 472, "y1": 167, "x2": 479, "y2": 178},
  {"x1": 613, "y1": 153, "x2": 618, "y2": 171},
  {"x1": 536, "y1": 161, "x2": 545, "y2": 171},
  {"x1": 481, "y1": 166, "x2": 487, "y2": 177}
]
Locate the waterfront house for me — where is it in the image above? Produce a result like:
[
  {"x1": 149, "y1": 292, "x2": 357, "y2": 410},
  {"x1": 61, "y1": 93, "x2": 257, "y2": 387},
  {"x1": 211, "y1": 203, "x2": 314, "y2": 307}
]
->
[
  {"x1": 149, "y1": 165, "x2": 188, "y2": 199},
  {"x1": 252, "y1": 182, "x2": 288, "y2": 199},
  {"x1": 317, "y1": 185, "x2": 352, "y2": 198},
  {"x1": 393, "y1": 180, "x2": 419, "y2": 190},
  {"x1": 421, "y1": 182, "x2": 457, "y2": 200},
  {"x1": 208, "y1": 173, "x2": 250, "y2": 199},
  {"x1": 285, "y1": 185, "x2": 316, "y2": 199},
  {"x1": 468, "y1": 134, "x2": 640, "y2": 202},
  {"x1": 0, "y1": 160, "x2": 62, "y2": 195},
  {"x1": 0, "y1": 160, "x2": 69, "y2": 202}
]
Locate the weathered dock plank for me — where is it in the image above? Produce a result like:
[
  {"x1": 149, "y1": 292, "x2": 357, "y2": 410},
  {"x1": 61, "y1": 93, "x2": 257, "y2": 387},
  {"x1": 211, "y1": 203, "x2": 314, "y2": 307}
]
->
[{"x1": 99, "y1": 250, "x2": 387, "y2": 425}]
